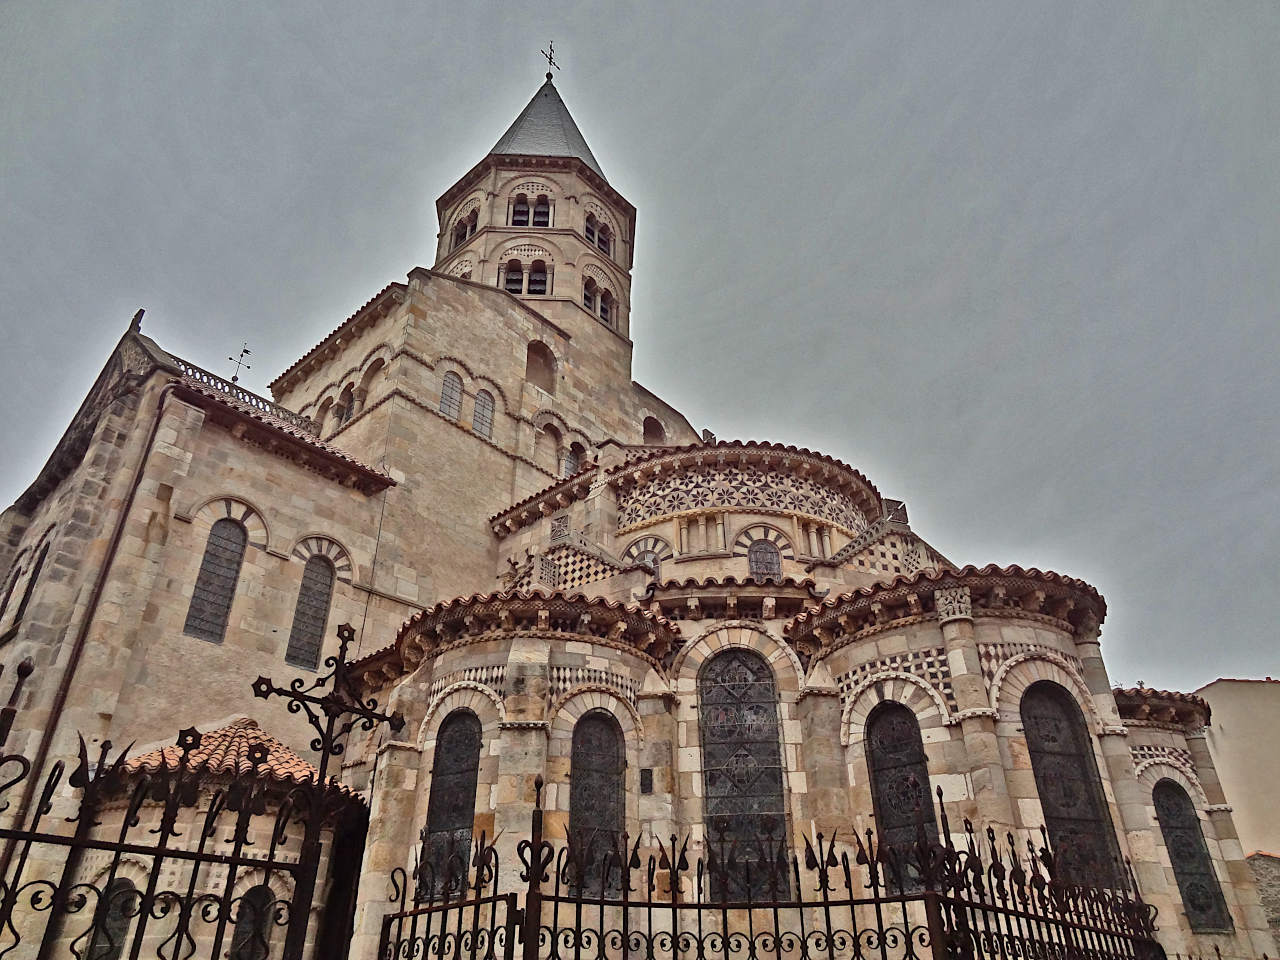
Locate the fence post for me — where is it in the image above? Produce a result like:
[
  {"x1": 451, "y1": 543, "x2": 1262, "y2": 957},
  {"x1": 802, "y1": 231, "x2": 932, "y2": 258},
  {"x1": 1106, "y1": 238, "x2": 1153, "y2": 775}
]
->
[
  {"x1": 521, "y1": 776, "x2": 546, "y2": 960},
  {"x1": 923, "y1": 889, "x2": 949, "y2": 960}
]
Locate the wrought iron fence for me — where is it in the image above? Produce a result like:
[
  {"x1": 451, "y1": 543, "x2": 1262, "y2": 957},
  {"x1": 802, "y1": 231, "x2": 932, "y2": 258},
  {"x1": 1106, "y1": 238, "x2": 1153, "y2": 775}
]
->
[
  {"x1": 0, "y1": 623, "x2": 402, "y2": 960},
  {"x1": 382, "y1": 778, "x2": 1170, "y2": 960}
]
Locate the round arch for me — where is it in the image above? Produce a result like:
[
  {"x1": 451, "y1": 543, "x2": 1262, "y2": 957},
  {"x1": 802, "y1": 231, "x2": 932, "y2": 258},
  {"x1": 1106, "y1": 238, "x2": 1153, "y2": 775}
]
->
[
  {"x1": 990, "y1": 650, "x2": 1102, "y2": 733},
  {"x1": 840, "y1": 671, "x2": 951, "y2": 747},
  {"x1": 189, "y1": 496, "x2": 269, "y2": 551}
]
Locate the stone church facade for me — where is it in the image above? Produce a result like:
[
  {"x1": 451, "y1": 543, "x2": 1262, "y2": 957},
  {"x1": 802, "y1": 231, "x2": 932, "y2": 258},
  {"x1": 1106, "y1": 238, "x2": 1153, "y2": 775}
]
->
[{"x1": 0, "y1": 75, "x2": 1274, "y2": 959}]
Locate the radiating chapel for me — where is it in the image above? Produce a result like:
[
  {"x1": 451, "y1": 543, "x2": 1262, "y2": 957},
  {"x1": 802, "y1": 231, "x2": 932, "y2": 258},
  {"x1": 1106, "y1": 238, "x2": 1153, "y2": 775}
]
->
[{"x1": 1, "y1": 74, "x2": 1275, "y2": 959}]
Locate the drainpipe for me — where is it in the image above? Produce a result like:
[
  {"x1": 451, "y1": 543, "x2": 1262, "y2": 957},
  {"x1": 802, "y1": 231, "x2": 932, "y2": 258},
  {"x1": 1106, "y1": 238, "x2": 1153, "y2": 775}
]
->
[{"x1": 0, "y1": 371, "x2": 179, "y2": 876}]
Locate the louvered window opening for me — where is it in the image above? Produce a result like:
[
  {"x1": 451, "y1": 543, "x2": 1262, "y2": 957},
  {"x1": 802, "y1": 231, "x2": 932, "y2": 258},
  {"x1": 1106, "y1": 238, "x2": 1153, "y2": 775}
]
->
[
  {"x1": 87, "y1": 877, "x2": 136, "y2": 960},
  {"x1": 1154, "y1": 779, "x2": 1231, "y2": 931},
  {"x1": 422, "y1": 710, "x2": 483, "y2": 899},
  {"x1": 229, "y1": 884, "x2": 274, "y2": 960},
  {"x1": 698, "y1": 648, "x2": 789, "y2": 900},
  {"x1": 569, "y1": 711, "x2": 625, "y2": 895},
  {"x1": 866, "y1": 702, "x2": 939, "y2": 890},
  {"x1": 528, "y1": 262, "x2": 548, "y2": 295},
  {"x1": 440, "y1": 372, "x2": 463, "y2": 420},
  {"x1": 1020, "y1": 681, "x2": 1124, "y2": 888},
  {"x1": 532, "y1": 197, "x2": 550, "y2": 227},
  {"x1": 505, "y1": 264, "x2": 524, "y2": 294},
  {"x1": 183, "y1": 519, "x2": 247, "y2": 643},
  {"x1": 747, "y1": 541, "x2": 782, "y2": 580},
  {"x1": 473, "y1": 390, "x2": 495, "y2": 440},
  {"x1": 512, "y1": 197, "x2": 530, "y2": 226},
  {"x1": 285, "y1": 556, "x2": 334, "y2": 670}
]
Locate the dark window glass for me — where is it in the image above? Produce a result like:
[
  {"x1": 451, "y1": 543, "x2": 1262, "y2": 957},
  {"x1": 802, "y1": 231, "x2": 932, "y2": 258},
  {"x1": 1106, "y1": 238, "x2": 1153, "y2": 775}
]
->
[
  {"x1": 596, "y1": 229, "x2": 610, "y2": 254},
  {"x1": 1021, "y1": 681, "x2": 1123, "y2": 887},
  {"x1": 473, "y1": 390, "x2": 495, "y2": 440},
  {"x1": 569, "y1": 710, "x2": 625, "y2": 894},
  {"x1": 87, "y1": 877, "x2": 136, "y2": 960},
  {"x1": 598, "y1": 294, "x2": 612, "y2": 325},
  {"x1": 504, "y1": 263, "x2": 524, "y2": 294},
  {"x1": 0, "y1": 564, "x2": 21, "y2": 625},
  {"x1": 285, "y1": 556, "x2": 334, "y2": 669},
  {"x1": 230, "y1": 884, "x2": 274, "y2": 960},
  {"x1": 583, "y1": 284, "x2": 596, "y2": 312},
  {"x1": 698, "y1": 648, "x2": 789, "y2": 899},
  {"x1": 533, "y1": 196, "x2": 550, "y2": 227},
  {"x1": 747, "y1": 541, "x2": 781, "y2": 580},
  {"x1": 866, "y1": 702, "x2": 938, "y2": 889},
  {"x1": 1154, "y1": 779, "x2": 1232, "y2": 931},
  {"x1": 183, "y1": 519, "x2": 247, "y2": 643},
  {"x1": 585, "y1": 216, "x2": 596, "y2": 243},
  {"x1": 452, "y1": 221, "x2": 467, "y2": 249},
  {"x1": 421, "y1": 710, "x2": 483, "y2": 899},
  {"x1": 512, "y1": 196, "x2": 529, "y2": 226},
  {"x1": 440, "y1": 371, "x2": 463, "y2": 419}
]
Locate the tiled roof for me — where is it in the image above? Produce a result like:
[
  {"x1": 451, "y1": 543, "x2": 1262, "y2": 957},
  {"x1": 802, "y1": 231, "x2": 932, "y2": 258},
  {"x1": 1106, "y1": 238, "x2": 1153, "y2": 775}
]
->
[
  {"x1": 125, "y1": 718, "x2": 355, "y2": 796},
  {"x1": 1112, "y1": 687, "x2": 1211, "y2": 724},
  {"x1": 491, "y1": 78, "x2": 606, "y2": 180},
  {"x1": 488, "y1": 463, "x2": 598, "y2": 528}
]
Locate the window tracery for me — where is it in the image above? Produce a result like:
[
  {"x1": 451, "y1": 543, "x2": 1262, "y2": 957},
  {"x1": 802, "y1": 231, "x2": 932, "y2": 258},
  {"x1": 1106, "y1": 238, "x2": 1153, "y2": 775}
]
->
[
  {"x1": 1153, "y1": 779, "x2": 1231, "y2": 931},
  {"x1": 422, "y1": 710, "x2": 483, "y2": 897},
  {"x1": 866, "y1": 702, "x2": 938, "y2": 888},
  {"x1": 569, "y1": 710, "x2": 625, "y2": 894},
  {"x1": 698, "y1": 648, "x2": 789, "y2": 899},
  {"x1": 1020, "y1": 681, "x2": 1123, "y2": 888},
  {"x1": 440, "y1": 372, "x2": 463, "y2": 420},
  {"x1": 183, "y1": 518, "x2": 248, "y2": 644},
  {"x1": 285, "y1": 555, "x2": 334, "y2": 670}
]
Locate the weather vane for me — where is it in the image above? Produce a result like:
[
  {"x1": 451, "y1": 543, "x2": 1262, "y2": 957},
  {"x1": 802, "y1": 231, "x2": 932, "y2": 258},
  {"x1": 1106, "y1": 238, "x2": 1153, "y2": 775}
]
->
[
  {"x1": 541, "y1": 40, "x2": 559, "y2": 78},
  {"x1": 228, "y1": 342, "x2": 252, "y2": 384}
]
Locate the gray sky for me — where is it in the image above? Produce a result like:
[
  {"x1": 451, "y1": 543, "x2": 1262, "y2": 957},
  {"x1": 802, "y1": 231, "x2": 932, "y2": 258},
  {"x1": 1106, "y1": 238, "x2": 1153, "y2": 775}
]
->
[{"x1": 2, "y1": 2, "x2": 1277, "y2": 691}]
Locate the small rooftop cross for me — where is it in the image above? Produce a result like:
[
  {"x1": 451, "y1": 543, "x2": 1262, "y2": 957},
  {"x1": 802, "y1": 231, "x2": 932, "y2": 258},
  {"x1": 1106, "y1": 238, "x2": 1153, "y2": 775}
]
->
[
  {"x1": 541, "y1": 40, "x2": 559, "y2": 78},
  {"x1": 227, "y1": 342, "x2": 251, "y2": 384}
]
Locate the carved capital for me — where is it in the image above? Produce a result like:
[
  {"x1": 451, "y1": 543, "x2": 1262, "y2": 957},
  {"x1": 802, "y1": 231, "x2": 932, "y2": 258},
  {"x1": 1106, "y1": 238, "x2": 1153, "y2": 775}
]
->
[{"x1": 935, "y1": 586, "x2": 973, "y2": 624}]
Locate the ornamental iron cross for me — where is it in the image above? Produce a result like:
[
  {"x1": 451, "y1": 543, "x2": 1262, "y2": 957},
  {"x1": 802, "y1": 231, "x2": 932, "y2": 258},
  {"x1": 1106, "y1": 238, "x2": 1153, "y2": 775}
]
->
[{"x1": 541, "y1": 41, "x2": 559, "y2": 74}]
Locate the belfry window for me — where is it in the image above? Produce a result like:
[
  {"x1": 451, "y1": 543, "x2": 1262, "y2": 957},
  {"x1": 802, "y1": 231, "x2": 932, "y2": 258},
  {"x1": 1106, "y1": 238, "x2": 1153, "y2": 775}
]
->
[
  {"x1": 511, "y1": 194, "x2": 530, "y2": 227},
  {"x1": 1020, "y1": 681, "x2": 1123, "y2": 887},
  {"x1": 598, "y1": 290, "x2": 614, "y2": 326},
  {"x1": 473, "y1": 390, "x2": 495, "y2": 440},
  {"x1": 533, "y1": 195, "x2": 550, "y2": 227},
  {"x1": 596, "y1": 224, "x2": 612, "y2": 255},
  {"x1": 440, "y1": 371, "x2": 463, "y2": 420},
  {"x1": 285, "y1": 556, "x2": 334, "y2": 670},
  {"x1": 569, "y1": 710, "x2": 625, "y2": 894},
  {"x1": 422, "y1": 709, "x2": 483, "y2": 898},
  {"x1": 528, "y1": 260, "x2": 548, "y2": 295},
  {"x1": 582, "y1": 278, "x2": 597, "y2": 313},
  {"x1": 585, "y1": 214, "x2": 597, "y2": 244},
  {"x1": 866, "y1": 702, "x2": 938, "y2": 888},
  {"x1": 504, "y1": 260, "x2": 524, "y2": 294},
  {"x1": 747, "y1": 540, "x2": 782, "y2": 580},
  {"x1": 698, "y1": 648, "x2": 789, "y2": 900},
  {"x1": 1153, "y1": 779, "x2": 1231, "y2": 931},
  {"x1": 183, "y1": 518, "x2": 247, "y2": 644}
]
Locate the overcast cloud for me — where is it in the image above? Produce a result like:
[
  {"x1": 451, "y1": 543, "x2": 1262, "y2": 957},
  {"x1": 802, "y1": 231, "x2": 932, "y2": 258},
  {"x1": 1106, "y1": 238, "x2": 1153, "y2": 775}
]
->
[{"x1": 2, "y1": 2, "x2": 1277, "y2": 691}]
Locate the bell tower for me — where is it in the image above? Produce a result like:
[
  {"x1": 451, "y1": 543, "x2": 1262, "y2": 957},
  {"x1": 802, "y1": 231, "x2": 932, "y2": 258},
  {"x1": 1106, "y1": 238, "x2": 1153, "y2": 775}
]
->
[{"x1": 433, "y1": 73, "x2": 637, "y2": 341}]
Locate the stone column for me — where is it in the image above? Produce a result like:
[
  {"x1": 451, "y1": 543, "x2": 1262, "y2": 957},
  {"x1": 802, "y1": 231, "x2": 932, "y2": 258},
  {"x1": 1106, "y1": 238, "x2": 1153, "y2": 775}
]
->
[
  {"x1": 806, "y1": 523, "x2": 820, "y2": 558},
  {"x1": 714, "y1": 514, "x2": 726, "y2": 552},
  {"x1": 935, "y1": 586, "x2": 1015, "y2": 828},
  {"x1": 820, "y1": 526, "x2": 832, "y2": 559},
  {"x1": 697, "y1": 515, "x2": 708, "y2": 554},
  {"x1": 494, "y1": 637, "x2": 551, "y2": 869},
  {"x1": 796, "y1": 678, "x2": 850, "y2": 838}
]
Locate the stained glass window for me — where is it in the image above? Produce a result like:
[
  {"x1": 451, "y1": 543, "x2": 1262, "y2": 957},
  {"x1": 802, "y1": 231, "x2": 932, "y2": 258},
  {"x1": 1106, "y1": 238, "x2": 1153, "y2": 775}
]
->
[
  {"x1": 1020, "y1": 681, "x2": 1123, "y2": 887},
  {"x1": 473, "y1": 390, "x2": 495, "y2": 440},
  {"x1": 569, "y1": 710, "x2": 625, "y2": 894},
  {"x1": 421, "y1": 709, "x2": 483, "y2": 899},
  {"x1": 87, "y1": 877, "x2": 136, "y2": 960},
  {"x1": 866, "y1": 702, "x2": 938, "y2": 889},
  {"x1": 230, "y1": 884, "x2": 274, "y2": 960},
  {"x1": 1154, "y1": 779, "x2": 1231, "y2": 931},
  {"x1": 183, "y1": 519, "x2": 247, "y2": 644},
  {"x1": 747, "y1": 541, "x2": 781, "y2": 580},
  {"x1": 440, "y1": 372, "x2": 463, "y2": 420},
  {"x1": 698, "y1": 648, "x2": 789, "y2": 899},
  {"x1": 285, "y1": 556, "x2": 334, "y2": 670}
]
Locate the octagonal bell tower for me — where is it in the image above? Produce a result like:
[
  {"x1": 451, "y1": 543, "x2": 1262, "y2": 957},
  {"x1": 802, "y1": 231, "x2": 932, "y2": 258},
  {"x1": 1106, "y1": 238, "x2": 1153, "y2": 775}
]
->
[{"x1": 433, "y1": 73, "x2": 637, "y2": 342}]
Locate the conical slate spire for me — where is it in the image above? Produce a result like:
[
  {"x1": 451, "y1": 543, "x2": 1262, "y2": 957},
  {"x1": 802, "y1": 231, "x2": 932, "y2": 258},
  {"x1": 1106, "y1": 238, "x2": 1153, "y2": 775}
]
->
[{"x1": 490, "y1": 75, "x2": 606, "y2": 181}]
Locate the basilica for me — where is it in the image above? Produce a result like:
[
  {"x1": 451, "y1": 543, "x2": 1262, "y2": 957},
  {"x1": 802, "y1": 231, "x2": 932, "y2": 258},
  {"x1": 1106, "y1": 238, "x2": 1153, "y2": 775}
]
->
[{"x1": 0, "y1": 74, "x2": 1274, "y2": 960}]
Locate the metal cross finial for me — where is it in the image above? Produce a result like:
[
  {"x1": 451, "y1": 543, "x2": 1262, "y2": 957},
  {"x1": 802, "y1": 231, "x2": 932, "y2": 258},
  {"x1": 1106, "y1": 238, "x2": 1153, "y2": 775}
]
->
[
  {"x1": 228, "y1": 342, "x2": 252, "y2": 384},
  {"x1": 541, "y1": 40, "x2": 559, "y2": 78}
]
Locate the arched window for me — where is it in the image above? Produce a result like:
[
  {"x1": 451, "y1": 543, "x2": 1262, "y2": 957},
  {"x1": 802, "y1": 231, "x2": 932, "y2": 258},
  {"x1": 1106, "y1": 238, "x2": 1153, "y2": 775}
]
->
[
  {"x1": 422, "y1": 710, "x2": 483, "y2": 897},
  {"x1": 511, "y1": 194, "x2": 530, "y2": 227},
  {"x1": 747, "y1": 540, "x2": 782, "y2": 580},
  {"x1": 598, "y1": 290, "x2": 614, "y2": 326},
  {"x1": 642, "y1": 417, "x2": 666, "y2": 445},
  {"x1": 87, "y1": 877, "x2": 136, "y2": 960},
  {"x1": 8, "y1": 542, "x2": 48, "y2": 633},
  {"x1": 452, "y1": 219, "x2": 468, "y2": 250},
  {"x1": 467, "y1": 209, "x2": 477, "y2": 236},
  {"x1": 336, "y1": 385, "x2": 355, "y2": 425},
  {"x1": 582, "y1": 278, "x2": 597, "y2": 313},
  {"x1": 1154, "y1": 779, "x2": 1232, "y2": 931},
  {"x1": 183, "y1": 519, "x2": 247, "y2": 643},
  {"x1": 596, "y1": 224, "x2": 612, "y2": 255},
  {"x1": 230, "y1": 884, "x2": 274, "y2": 960},
  {"x1": 563, "y1": 441, "x2": 585, "y2": 477},
  {"x1": 0, "y1": 564, "x2": 22, "y2": 625},
  {"x1": 699, "y1": 648, "x2": 789, "y2": 899},
  {"x1": 527, "y1": 259, "x2": 548, "y2": 295},
  {"x1": 1020, "y1": 681, "x2": 1123, "y2": 887},
  {"x1": 316, "y1": 397, "x2": 333, "y2": 434},
  {"x1": 535, "y1": 424, "x2": 562, "y2": 474},
  {"x1": 866, "y1": 702, "x2": 938, "y2": 888},
  {"x1": 285, "y1": 556, "x2": 334, "y2": 670},
  {"x1": 440, "y1": 371, "x2": 463, "y2": 420},
  {"x1": 525, "y1": 342, "x2": 556, "y2": 394},
  {"x1": 473, "y1": 390, "x2": 495, "y2": 440},
  {"x1": 504, "y1": 259, "x2": 524, "y2": 294},
  {"x1": 532, "y1": 195, "x2": 550, "y2": 227},
  {"x1": 359, "y1": 357, "x2": 386, "y2": 407},
  {"x1": 569, "y1": 710, "x2": 625, "y2": 893},
  {"x1": 585, "y1": 214, "x2": 597, "y2": 244}
]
